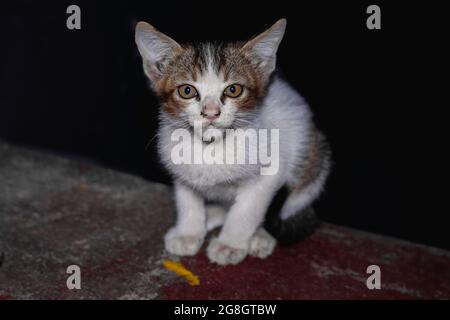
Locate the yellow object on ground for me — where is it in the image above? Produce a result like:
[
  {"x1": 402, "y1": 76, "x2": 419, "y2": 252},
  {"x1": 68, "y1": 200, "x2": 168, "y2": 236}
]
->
[{"x1": 162, "y1": 259, "x2": 200, "y2": 286}]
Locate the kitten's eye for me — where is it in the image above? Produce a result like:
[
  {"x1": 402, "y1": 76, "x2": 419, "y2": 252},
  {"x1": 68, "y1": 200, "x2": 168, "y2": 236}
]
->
[
  {"x1": 177, "y1": 85, "x2": 198, "y2": 99},
  {"x1": 224, "y1": 84, "x2": 244, "y2": 98}
]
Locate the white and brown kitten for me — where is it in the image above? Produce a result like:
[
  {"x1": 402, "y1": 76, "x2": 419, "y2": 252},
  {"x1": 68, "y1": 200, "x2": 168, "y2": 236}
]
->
[{"x1": 135, "y1": 19, "x2": 331, "y2": 265}]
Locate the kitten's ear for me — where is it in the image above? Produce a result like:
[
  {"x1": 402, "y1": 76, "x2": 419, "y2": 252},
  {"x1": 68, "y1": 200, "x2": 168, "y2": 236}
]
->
[
  {"x1": 241, "y1": 19, "x2": 287, "y2": 77},
  {"x1": 135, "y1": 21, "x2": 182, "y2": 82}
]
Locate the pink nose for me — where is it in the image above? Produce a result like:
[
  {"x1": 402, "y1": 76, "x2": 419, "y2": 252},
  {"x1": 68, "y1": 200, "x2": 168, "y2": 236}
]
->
[{"x1": 201, "y1": 104, "x2": 221, "y2": 121}]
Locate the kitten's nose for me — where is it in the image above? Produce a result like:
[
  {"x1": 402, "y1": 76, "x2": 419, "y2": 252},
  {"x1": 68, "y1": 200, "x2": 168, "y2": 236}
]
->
[{"x1": 201, "y1": 103, "x2": 221, "y2": 121}]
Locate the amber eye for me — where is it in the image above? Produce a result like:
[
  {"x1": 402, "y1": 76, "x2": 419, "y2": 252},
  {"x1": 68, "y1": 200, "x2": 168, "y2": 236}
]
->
[
  {"x1": 177, "y1": 85, "x2": 198, "y2": 99},
  {"x1": 224, "y1": 84, "x2": 244, "y2": 98}
]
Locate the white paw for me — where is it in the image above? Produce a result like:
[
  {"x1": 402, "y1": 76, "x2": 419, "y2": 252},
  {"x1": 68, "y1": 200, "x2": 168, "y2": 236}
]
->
[
  {"x1": 164, "y1": 227, "x2": 204, "y2": 256},
  {"x1": 207, "y1": 237, "x2": 247, "y2": 265},
  {"x1": 248, "y1": 228, "x2": 277, "y2": 259}
]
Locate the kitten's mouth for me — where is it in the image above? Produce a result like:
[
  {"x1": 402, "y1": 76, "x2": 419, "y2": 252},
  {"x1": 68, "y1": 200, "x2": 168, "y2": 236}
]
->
[
  {"x1": 205, "y1": 122, "x2": 222, "y2": 130},
  {"x1": 205, "y1": 121, "x2": 232, "y2": 130}
]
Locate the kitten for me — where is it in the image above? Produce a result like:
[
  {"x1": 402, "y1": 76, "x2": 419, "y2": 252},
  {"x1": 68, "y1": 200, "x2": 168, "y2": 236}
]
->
[{"x1": 135, "y1": 19, "x2": 331, "y2": 265}]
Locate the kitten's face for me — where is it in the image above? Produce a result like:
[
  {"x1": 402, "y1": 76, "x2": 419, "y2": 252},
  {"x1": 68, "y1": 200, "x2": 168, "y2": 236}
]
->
[
  {"x1": 135, "y1": 19, "x2": 286, "y2": 135},
  {"x1": 155, "y1": 43, "x2": 265, "y2": 131}
]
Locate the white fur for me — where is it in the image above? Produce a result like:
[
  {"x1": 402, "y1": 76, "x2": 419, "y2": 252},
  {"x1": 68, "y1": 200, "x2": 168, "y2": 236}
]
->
[
  {"x1": 160, "y1": 76, "x2": 329, "y2": 265},
  {"x1": 281, "y1": 161, "x2": 330, "y2": 219},
  {"x1": 137, "y1": 20, "x2": 329, "y2": 265},
  {"x1": 164, "y1": 182, "x2": 206, "y2": 256},
  {"x1": 248, "y1": 228, "x2": 277, "y2": 259},
  {"x1": 181, "y1": 61, "x2": 245, "y2": 141}
]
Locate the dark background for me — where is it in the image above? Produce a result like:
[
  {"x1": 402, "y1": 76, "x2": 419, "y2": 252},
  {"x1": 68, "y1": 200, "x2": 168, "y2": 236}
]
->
[{"x1": 1, "y1": 1, "x2": 448, "y2": 249}]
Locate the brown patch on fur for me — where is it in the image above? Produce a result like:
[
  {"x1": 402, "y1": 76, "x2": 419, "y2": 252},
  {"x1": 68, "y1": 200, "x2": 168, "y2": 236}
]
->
[
  {"x1": 152, "y1": 45, "x2": 197, "y2": 116},
  {"x1": 151, "y1": 42, "x2": 268, "y2": 116},
  {"x1": 293, "y1": 125, "x2": 330, "y2": 193},
  {"x1": 218, "y1": 45, "x2": 267, "y2": 111}
]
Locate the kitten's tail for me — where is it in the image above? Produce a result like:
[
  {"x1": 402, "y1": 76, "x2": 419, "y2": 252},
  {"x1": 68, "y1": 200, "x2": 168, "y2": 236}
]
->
[{"x1": 263, "y1": 186, "x2": 319, "y2": 246}]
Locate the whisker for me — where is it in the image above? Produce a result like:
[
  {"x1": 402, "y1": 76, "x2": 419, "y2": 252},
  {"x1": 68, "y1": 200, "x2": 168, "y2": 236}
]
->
[{"x1": 144, "y1": 134, "x2": 158, "y2": 151}]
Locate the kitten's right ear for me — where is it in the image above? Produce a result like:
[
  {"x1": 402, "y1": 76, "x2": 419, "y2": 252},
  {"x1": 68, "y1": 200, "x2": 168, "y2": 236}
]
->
[{"x1": 135, "y1": 22, "x2": 182, "y2": 82}]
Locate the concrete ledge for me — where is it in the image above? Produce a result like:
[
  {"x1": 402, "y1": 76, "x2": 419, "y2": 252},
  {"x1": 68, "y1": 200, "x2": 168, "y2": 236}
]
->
[{"x1": 0, "y1": 143, "x2": 449, "y2": 299}]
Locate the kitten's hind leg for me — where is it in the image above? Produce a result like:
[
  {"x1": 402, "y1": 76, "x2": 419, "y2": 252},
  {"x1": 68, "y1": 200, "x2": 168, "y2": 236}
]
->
[
  {"x1": 206, "y1": 204, "x2": 226, "y2": 232},
  {"x1": 248, "y1": 228, "x2": 277, "y2": 259}
]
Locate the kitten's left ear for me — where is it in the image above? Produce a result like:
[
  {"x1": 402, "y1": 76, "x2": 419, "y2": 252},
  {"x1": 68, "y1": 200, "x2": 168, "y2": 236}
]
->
[{"x1": 241, "y1": 19, "x2": 287, "y2": 77}]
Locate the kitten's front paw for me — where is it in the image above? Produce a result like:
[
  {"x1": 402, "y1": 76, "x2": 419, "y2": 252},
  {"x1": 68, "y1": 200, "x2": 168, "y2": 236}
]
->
[
  {"x1": 164, "y1": 227, "x2": 204, "y2": 256},
  {"x1": 207, "y1": 237, "x2": 247, "y2": 265},
  {"x1": 248, "y1": 228, "x2": 277, "y2": 259}
]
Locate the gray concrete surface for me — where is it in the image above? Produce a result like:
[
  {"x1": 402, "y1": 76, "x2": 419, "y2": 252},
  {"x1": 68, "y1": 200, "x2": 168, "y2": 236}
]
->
[{"x1": 0, "y1": 142, "x2": 176, "y2": 299}]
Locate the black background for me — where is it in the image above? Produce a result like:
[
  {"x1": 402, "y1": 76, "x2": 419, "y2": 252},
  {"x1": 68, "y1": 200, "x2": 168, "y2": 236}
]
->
[{"x1": 1, "y1": 1, "x2": 448, "y2": 249}]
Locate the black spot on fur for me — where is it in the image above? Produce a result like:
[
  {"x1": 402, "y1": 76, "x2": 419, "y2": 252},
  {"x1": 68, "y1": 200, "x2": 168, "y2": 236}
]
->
[{"x1": 264, "y1": 185, "x2": 319, "y2": 246}]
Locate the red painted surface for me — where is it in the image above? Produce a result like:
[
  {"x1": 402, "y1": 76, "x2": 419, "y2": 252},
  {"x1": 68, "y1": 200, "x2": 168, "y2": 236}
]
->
[
  {"x1": 1, "y1": 144, "x2": 449, "y2": 299},
  {"x1": 161, "y1": 224, "x2": 450, "y2": 299}
]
